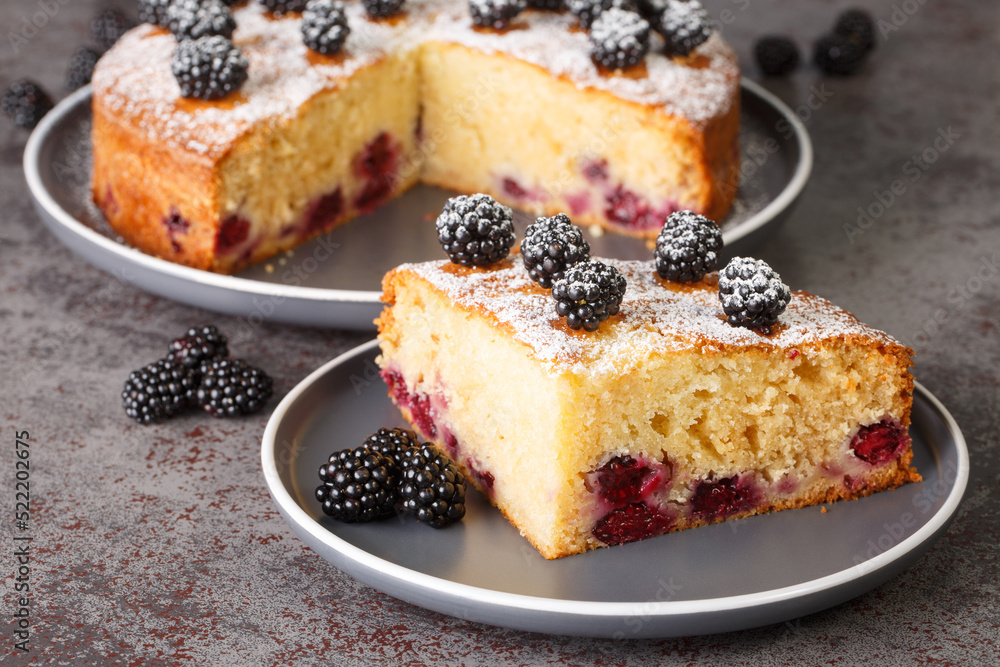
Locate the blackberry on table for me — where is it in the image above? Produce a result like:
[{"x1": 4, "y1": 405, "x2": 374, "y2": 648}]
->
[
  {"x1": 520, "y1": 213, "x2": 591, "y2": 289},
  {"x1": 260, "y1": 0, "x2": 309, "y2": 14},
  {"x1": 138, "y1": 0, "x2": 172, "y2": 28},
  {"x1": 91, "y1": 8, "x2": 136, "y2": 51},
  {"x1": 469, "y1": 0, "x2": 527, "y2": 30},
  {"x1": 834, "y1": 8, "x2": 876, "y2": 53},
  {"x1": 316, "y1": 446, "x2": 400, "y2": 522},
  {"x1": 196, "y1": 359, "x2": 273, "y2": 418},
  {"x1": 1, "y1": 80, "x2": 54, "y2": 130},
  {"x1": 122, "y1": 359, "x2": 198, "y2": 425},
  {"x1": 399, "y1": 444, "x2": 467, "y2": 528},
  {"x1": 654, "y1": 210, "x2": 722, "y2": 282},
  {"x1": 655, "y1": 0, "x2": 712, "y2": 57},
  {"x1": 754, "y1": 36, "x2": 800, "y2": 77},
  {"x1": 168, "y1": 0, "x2": 236, "y2": 41},
  {"x1": 435, "y1": 193, "x2": 516, "y2": 267},
  {"x1": 589, "y1": 8, "x2": 650, "y2": 70},
  {"x1": 813, "y1": 33, "x2": 866, "y2": 76},
  {"x1": 567, "y1": 0, "x2": 637, "y2": 30},
  {"x1": 301, "y1": 0, "x2": 351, "y2": 55},
  {"x1": 361, "y1": 0, "x2": 405, "y2": 19},
  {"x1": 166, "y1": 324, "x2": 229, "y2": 376},
  {"x1": 171, "y1": 35, "x2": 248, "y2": 100},
  {"x1": 66, "y1": 47, "x2": 102, "y2": 91},
  {"x1": 552, "y1": 259, "x2": 627, "y2": 331},
  {"x1": 718, "y1": 256, "x2": 791, "y2": 330},
  {"x1": 363, "y1": 427, "x2": 421, "y2": 467}
]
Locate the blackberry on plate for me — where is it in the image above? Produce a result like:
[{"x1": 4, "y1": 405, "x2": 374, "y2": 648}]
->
[
  {"x1": 316, "y1": 446, "x2": 399, "y2": 522},
  {"x1": 654, "y1": 210, "x2": 721, "y2": 282},
  {"x1": 138, "y1": 0, "x2": 172, "y2": 28},
  {"x1": 66, "y1": 47, "x2": 102, "y2": 91},
  {"x1": 196, "y1": 359, "x2": 273, "y2": 417},
  {"x1": 1, "y1": 80, "x2": 54, "y2": 130},
  {"x1": 122, "y1": 359, "x2": 198, "y2": 425},
  {"x1": 589, "y1": 8, "x2": 650, "y2": 70},
  {"x1": 520, "y1": 213, "x2": 591, "y2": 288},
  {"x1": 526, "y1": 0, "x2": 565, "y2": 10},
  {"x1": 168, "y1": 0, "x2": 236, "y2": 41},
  {"x1": 718, "y1": 256, "x2": 791, "y2": 330},
  {"x1": 363, "y1": 427, "x2": 421, "y2": 467},
  {"x1": 361, "y1": 0, "x2": 405, "y2": 19},
  {"x1": 834, "y1": 8, "x2": 876, "y2": 53},
  {"x1": 91, "y1": 8, "x2": 136, "y2": 51},
  {"x1": 260, "y1": 0, "x2": 309, "y2": 14},
  {"x1": 301, "y1": 0, "x2": 351, "y2": 55},
  {"x1": 812, "y1": 33, "x2": 866, "y2": 76},
  {"x1": 551, "y1": 259, "x2": 627, "y2": 331},
  {"x1": 754, "y1": 36, "x2": 800, "y2": 77},
  {"x1": 567, "y1": 0, "x2": 637, "y2": 30},
  {"x1": 171, "y1": 35, "x2": 248, "y2": 101},
  {"x1": 435, "y1": 193, "x2": 516, "y2": 267},
  {"x1": 166, "y1": 324, "x2": 229, "y2": 376},
  {"x1": 655, "y1": 0, "x2": 711, "y2": 57},
  {"x1": 469, "y1": 0, "x2": 527, "y2": 30},
  {"x1": 399, "y1": 444, "x2": 467, "y2": 528}
]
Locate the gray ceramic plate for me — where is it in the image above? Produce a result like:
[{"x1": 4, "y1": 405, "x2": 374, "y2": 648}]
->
[
  {"x1": 25, "y1": 80, "x2": 811, "y2": 330},
  {"x1": 261, "y1": 340, "x2": 969, "y2": 638}
]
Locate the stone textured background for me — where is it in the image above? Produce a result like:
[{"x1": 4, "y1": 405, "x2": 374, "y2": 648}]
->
[{"x1": 1, "y1": 0, "x2": 997, "y2": 664}]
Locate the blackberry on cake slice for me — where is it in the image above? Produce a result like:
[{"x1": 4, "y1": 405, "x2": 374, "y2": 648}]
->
[
  {"x1": 589, "y1": 8, "x2": 650, "y2": 70},
  {"x1": 568, "y1": 0, "x2": 637, "y2": 30},
  {"x1": 138, "y1": 0, "x2": 172, "y2": 28},
  {"x1": 167, "y1": 0, "x2": 236, "y2": 41},
  {"x1": 718, "y1": 256, "x2": 791, "y2": 331},
  {"x1": 469, "y1": 0, "x2": 527, "y2": 30},
  {"x1": 196, "y1": 359, "x2": 273, "y2": 417},
  {"x1": 261, "y1": 0, "x2": 309, "y2": 15},
  {"x1": 316, "y1": 446, "x2": 400, "y2": 522},
  {"x1": 654, "y1": 210, "x2": 721, "y2": 282},
  {"x1": 399, "y1": 444, "x2": 467, "y2": 528},
  {"x1": 301, "y1": 0, "x2": 351, "y2": 55},
  {"x1": 521, "y1": 213, "x2": 591, "y2": 289},
  {"x1": 171, "y1": 35, "x2": 248, "y2": 101},
  {"x1": 1, "y1": 80, "x2": 54, "y2": 130},
  {"x1": 551, "y1": 259, "x2": 627, "y2": 331},
  {"x1": 122, "y1": 359, "x2": 198, "y2": 425},
  {"x1": 526, "y1": 0, "x2": 566, "y2": 10},
  {"x1": 754, "y1": 36, "x2": 800, "y2": 77},
  {"x1": 436, "y1": 194, "x2": 516, "y2": 267},
  {"x1": 362, "y1": 0, "x2": 406, "y2": 19},
  {"x1": 655, "y1": 0, "x2": 712, "y2": 57}
]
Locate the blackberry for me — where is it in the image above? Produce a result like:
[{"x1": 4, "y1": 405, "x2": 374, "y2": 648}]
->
[
  {"x1": 138, "y1": 0, "x2": 172, "y2": 28},
  {"x1": 1, "y1": 80, "x2": 54, "y2": 130},
  {"x1": 122, "y1": 359, "x2": 198, "y2": 425},
  {"x1": 316, "y1": 447, "x2": 399, "y2": 522},
  {"x1": 66, "y1": 47, "x2": 102, "y2": 91},
  {"x1": 399, "y1": 444, "x2": 467, "y2": 528},
  {"x1": 363, "y1": 427, "x2": 422, "y2": 467},
  {"x1": 469, "y1": 0, "x2": 527, "y2": 30},
  {"x1": 301, "y1": 0, "x2": 351, "y2": 55},
  {"x1": 812, "y1": 33, "x2": 866, "y2": 76},
  {"x1": 171, "y1": 35, "x2": 248, "y2": 100},
  {"x1": 167, "y1": 0, "x2": 236, "y2": 41},
  {"x1": 361, "y1": 0, "x2": 405, "y2": 19},
  {"x1": 567, "y1": 0, "x2": 637, "y2": 30},
  {"x1": 655, "y1": 0, "x2": 711, "y2": 57},
  {"x1": 718, "y1": 257, "x2": 791, "y2": 330},
  {"x1": 551, "y1": 259, "x2": 627, "y2": 331},
  {"x1": 196, "y1": 359, "x2": 273, "y2": 417},
  {"x1": 166, "y1": 325, "x2": 229, "y2": 376},
  {"x1": 834, "y1": 8, "x2": 876, "y2": 53},
  {"x1": 520, "y1": 213, "x2": 591, "y2": 289},
  {"x1": 589, "y1": 8, "x2": 650, "y2": 70},
  {"x1": 526, "y1": 0, "x2": 565, "y2": 9},
  {"x1": 91, "y1": 8, "x2": 137, "y2": 50},
  {"x1": 260, "y1": 0, "x2": 309, "y2": 14},
  {"x1": 634, "y1": 0, "x2": 667, "y2": 22},
  {"x1": 754, "y1": 36, "x2": 800, "y2": 77},
  {"x1": 435, "y1": 193, "x2": 516, "y2": 267},
  {"x1": 653, "y1": 210, "x2": 722, "y2": 282}
]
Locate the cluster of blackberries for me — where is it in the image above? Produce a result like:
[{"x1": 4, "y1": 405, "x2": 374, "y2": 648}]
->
[
  {"x1": 755, "y1": 8, "x2": 876, "y2": 77},
  {"x1": 122, "y1": 325, "x2": 273, "y2": 424},
  {"x1": 316, "y1": 428, "x2": 467, "y2": 528},
  {"x1": 586, "y1": 0, "x2": 712, "y2": 70}
]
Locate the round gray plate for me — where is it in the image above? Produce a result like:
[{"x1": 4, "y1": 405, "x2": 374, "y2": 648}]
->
[
  {"x1": 262, "y1": 340, "x2": 969, "y2": 638},
  {"x1": 25, "y1": 80, "x2": 811, "y2": 330}
]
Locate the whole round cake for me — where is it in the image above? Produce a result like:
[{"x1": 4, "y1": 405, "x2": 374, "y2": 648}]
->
[{"x1": 91, "y1": 0, "x2": 740, "y2": 273}]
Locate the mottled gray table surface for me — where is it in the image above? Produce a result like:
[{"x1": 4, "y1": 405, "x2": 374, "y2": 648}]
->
[{"x1": 1, "y1": 0, "x2": 997, "y2": 664}]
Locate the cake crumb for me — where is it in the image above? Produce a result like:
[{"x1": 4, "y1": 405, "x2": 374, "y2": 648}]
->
[
  {"x1": 821, "y1": 506, "x2": 827, "y2": 513},
  {"x1": 265, "y1": 263, "x2": 274, "y2": 273},
  {"x1": 589, "y1": 224, "x2": 605, "y2": 238}
]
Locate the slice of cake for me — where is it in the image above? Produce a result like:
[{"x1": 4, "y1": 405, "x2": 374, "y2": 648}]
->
[{"x1": 376, "y1": 257, "x2": 920, "y2": 559}]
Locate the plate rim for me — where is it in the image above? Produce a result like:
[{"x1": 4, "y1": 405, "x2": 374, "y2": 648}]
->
[
  {"x1": 24, "y1": 79, "x2": 813, "y2": 310},
  {"x1": 261, "y1": 339, "x2": 969, "y2": 625}
]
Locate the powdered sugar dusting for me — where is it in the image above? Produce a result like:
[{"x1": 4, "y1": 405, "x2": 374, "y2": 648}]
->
[{"x1": 398, "y1": 257, "x2": 905, "y2": 375}]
